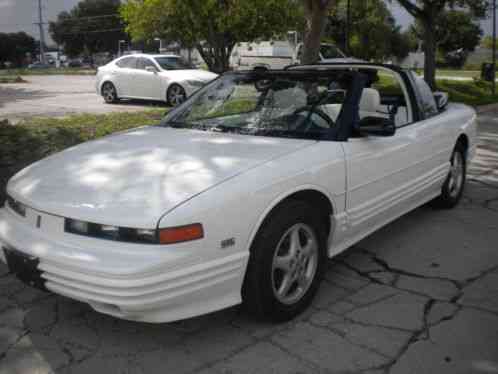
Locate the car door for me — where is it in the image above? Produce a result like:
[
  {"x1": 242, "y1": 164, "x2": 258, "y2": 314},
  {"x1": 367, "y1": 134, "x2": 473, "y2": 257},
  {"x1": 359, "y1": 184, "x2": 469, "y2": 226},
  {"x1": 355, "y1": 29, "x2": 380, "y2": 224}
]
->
[
  {"x1": 133, "y1": 57, "x2": 163, "y2": 100},
  {"x1": 114, "y1": 56, "x2": 137, "y2": 97},
  {"x1": 341, "y1": 69, "x2": 447, "y2": 243}
]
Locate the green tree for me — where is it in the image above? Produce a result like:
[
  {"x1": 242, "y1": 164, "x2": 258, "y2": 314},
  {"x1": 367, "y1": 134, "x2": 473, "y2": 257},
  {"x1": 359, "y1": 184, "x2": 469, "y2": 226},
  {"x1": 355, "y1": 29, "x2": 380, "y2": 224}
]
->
[
  {"x1": 325, "y1": 0, "x2": 411, "y2": 61},
  {"x1": 395, "y1": 0, "x2": 488, "y2": 89},
  {"x1": 121, "y1": 0, "x2": 299, "y2": 72},
  {"x1": 409, "y1": 10, "x2": 483, "y2": 68},
  {"x1": 49, "y1": 0, "x2": 127, "y2": 58},
  {"x1": 438, "y1": 10, "x2": 483, "y2": 67},
  {"x1": 0, "y1": 32, "x2": 37, "y2": 67}
]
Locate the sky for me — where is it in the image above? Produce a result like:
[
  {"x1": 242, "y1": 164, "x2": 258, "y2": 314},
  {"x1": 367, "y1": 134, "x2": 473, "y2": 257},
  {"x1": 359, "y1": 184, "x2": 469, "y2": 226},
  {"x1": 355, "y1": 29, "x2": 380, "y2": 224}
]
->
[{"x1": 0, "y1": 0, "x2": 495, "y2": 45}]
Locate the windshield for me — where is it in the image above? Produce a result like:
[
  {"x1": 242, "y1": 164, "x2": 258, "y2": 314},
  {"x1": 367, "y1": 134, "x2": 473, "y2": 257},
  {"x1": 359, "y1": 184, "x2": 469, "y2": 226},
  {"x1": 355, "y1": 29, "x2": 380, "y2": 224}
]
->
[
  {"x1": 320, "y1": 45, "x2": 344, "y2": 59},
  {"x1": 161, "y1": 71, "x2": 353, "y2": 140},
  {"x1": 154, "y1": 57, "x2": 193, "y2": 70}
]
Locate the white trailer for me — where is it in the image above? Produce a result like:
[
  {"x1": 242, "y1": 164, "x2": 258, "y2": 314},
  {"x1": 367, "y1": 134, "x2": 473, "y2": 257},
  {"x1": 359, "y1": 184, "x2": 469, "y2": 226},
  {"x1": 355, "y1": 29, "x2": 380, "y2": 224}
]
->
[{"x1": 230, "y1": 41, "x2": 358, "y2": 70}]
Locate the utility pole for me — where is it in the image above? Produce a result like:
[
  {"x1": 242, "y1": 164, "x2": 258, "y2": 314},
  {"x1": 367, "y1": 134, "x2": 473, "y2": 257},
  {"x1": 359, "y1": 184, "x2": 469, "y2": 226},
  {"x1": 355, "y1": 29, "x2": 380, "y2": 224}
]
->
[
  {"x1": 345, "y1": 0, "x2": 351, "y2": 55},
  {"x1": 493, "y1": 0, "x2": 496, "y2": 95},
  {"x1": 35, "y1": 0, "x2": 47, "y2": 64}
]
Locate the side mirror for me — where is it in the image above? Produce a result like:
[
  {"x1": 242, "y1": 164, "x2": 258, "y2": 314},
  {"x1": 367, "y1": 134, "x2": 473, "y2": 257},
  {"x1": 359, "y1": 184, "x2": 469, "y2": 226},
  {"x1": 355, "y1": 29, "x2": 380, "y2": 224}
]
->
[
  {"x1": 145, "y1": 66, "x2": 158, "y2": 73},
  {"x1": 434, "y1": 91, "x2": 449, "y2": 111},
  {"x1": 358, "y1": 116, "x2": 396, "y2": 137}
]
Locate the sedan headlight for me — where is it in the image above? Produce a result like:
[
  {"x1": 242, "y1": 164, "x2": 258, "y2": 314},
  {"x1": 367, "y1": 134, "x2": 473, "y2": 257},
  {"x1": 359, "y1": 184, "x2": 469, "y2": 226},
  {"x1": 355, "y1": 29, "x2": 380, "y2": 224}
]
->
[
  {"x1": 6, "y1": 195, "x2": 26, "y2": 217},
  {"x1": 185, "y1": 80, "x2": 205, "y2": 87},
  {"x1": 65, "y1": 218, "x2": 157, "y2": 244},
  {"x1": 65, "y1": 218, "x2": 203, "y2": 245}
]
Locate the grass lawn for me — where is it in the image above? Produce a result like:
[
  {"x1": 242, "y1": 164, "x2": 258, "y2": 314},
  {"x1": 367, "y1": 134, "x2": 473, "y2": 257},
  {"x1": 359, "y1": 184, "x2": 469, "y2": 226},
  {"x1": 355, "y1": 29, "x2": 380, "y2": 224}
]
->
[
  {"x1": 436, "y1": 70, "x2": 480, "y2": 79},
  {"x1": 437, "y1": 79, "x2": 498, "y2": 106},
  {"x1": 0, "y1": 109, "x2": 166, "y2": 203},
  {"x1": 0, "y1": 68, "x2": 96, "y2": 76}
]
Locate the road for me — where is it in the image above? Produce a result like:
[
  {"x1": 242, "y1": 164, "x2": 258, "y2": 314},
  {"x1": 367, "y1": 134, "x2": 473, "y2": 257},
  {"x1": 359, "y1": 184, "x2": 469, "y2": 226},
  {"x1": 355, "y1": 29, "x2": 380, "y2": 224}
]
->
[
  {"x1": 0, "y1": 75, "x2": 165, "y2": 121},
  {"x1": 0, "y1": 110, "x2": 497, "y2": 374}
]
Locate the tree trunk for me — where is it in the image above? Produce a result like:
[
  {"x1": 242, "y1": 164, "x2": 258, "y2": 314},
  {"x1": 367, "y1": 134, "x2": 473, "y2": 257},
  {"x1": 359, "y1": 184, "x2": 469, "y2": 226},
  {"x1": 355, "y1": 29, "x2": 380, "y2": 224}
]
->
[
  {"x1": 195, "y1": 43, "x2": 233, "y2": 73},
  {"x1": 302, "y1": 0, "x2": 333, "y2": 64},
  {"x1": 422, "y1": 19, "x2": 437, "y2": 90}
]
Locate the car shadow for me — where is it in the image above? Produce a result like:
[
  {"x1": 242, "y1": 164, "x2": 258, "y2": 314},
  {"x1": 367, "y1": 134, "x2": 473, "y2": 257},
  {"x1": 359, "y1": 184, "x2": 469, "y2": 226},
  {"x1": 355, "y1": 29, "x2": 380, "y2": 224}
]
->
[{"x1": 0, "y1": 86, "x2": 52, "y2": 108}]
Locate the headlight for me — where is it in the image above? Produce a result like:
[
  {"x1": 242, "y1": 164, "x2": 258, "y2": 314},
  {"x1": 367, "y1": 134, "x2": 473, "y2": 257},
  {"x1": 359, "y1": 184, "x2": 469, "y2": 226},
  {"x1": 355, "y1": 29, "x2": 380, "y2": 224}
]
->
[
  {"x1": 6, "y1": 195, "x2": 26, "y2": 217},
  {"x1": 65, "y1": 218, "x2": 157, "y2": 244},
  {"x1": 185, "y1": 80, "x2": 205, "y2": 87},
  {"x1": 65, "y1": 219, "x2": 203, "y2": 245}
]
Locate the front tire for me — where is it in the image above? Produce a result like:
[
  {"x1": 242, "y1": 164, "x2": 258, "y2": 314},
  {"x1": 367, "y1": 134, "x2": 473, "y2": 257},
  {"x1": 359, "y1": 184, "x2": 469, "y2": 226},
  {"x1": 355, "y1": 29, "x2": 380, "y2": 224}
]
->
[
  {"x1": 433, "y1": 143, "x2": 466, "y2": 209},
  {"x1": 101, "y1": 82, "x2": 118, "y2": 104},
  {"x1": 167, "y1": 84, "x2": 187, "y2": 106},
  {"x1": 242, "y1": 200, "x2": 327, "y2": 322}
]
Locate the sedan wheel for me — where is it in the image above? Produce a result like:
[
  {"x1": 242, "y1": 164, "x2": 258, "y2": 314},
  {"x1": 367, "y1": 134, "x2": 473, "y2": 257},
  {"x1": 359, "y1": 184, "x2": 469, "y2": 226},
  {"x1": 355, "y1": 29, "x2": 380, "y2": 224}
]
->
[
  {"x1": 242, "y1": 200, "x2": 326, "y2": 322},
  {"x1": 167, "y1": 84, "x2": 187, "y2": 106},
  {"x1": 102, "y1": 82, "x2": 118, "y2": 104}
]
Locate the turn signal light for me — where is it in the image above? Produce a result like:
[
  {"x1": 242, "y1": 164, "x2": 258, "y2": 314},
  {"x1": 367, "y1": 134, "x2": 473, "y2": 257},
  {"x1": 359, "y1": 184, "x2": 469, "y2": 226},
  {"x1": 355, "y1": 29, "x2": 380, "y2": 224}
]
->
[{"x1": 159, "y1": 223, "x2": 204, "y2": 244}]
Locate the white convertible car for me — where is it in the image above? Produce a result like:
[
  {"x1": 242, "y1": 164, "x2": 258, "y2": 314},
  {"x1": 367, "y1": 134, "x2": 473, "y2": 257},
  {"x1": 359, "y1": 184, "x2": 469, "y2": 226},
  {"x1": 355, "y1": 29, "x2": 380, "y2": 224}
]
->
[
  {"x1": 95, "y1": 54, "x2": 218, "y2": 106},
  {"x1": 1, "y1": 63, "x2": 476, "y2": 323}
]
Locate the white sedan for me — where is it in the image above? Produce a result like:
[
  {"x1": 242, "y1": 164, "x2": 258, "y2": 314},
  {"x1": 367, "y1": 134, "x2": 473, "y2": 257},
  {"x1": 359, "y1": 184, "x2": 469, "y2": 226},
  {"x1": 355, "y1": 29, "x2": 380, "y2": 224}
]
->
[
  {"x1": 1, "y1": 63, "x2": 476, "y2": 323},
  {"x1": 95, "y1": 54, "x2": 218, "y2": 106}
]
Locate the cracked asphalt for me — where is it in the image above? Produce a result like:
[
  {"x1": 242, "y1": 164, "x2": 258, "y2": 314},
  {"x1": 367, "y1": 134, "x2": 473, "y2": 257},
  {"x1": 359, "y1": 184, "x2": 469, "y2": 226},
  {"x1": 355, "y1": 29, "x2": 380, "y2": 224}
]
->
[{"x1": 1, "y1": 109, "x2": 498, "y2": 374}]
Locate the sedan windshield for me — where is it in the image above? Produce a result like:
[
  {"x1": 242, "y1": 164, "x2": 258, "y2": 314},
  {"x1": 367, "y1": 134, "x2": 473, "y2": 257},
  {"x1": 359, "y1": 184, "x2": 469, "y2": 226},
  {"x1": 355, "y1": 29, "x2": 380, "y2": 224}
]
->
[
  {"x1": 161, "y1": 71, "x2": 353, "y2": 140},
  {"x1": 320, "y1": 45, "x2": 344, "y2": 59},
  {"x1": 154, "y1": 57, "x2": 193, "y2": 70}
]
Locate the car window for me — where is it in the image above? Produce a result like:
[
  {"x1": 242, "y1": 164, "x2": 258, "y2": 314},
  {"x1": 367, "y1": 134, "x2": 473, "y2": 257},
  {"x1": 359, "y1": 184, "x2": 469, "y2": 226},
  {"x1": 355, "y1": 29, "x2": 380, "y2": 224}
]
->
[
  {"x1": 413, "y1": 75, "x2": 438, "y2": 118},
  {"x1": 154, "y1": 57, "x2": 193, "y2": 70},
  {"x1": 116, "y1": 57, "x2": 136, "y2": 69},
  {"x1": 320, "y1": 45, "x2": 344, "y2": 59},
  {"x1": 368, "y1": 69, "x2": 412, "y2": 128},
  {"x1": 137, "y1": 58, "x2": 156, "y2": 70}
]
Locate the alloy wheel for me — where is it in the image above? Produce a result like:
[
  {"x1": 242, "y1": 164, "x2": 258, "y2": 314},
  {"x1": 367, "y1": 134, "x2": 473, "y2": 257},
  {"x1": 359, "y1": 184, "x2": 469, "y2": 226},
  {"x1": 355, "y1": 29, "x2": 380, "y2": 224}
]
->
[
  {"x1": 168, "y1": 85, "x2": 186, "y2": 106},
  {"x1": 448, "y1": 150, "x2": 464, "y2": 198},
  {"x1": 102, "y1": 83, "x2": 116, "y2": 103},
  {"x1": 271, "y1": 223, "x2": 319, "y2": 305}
]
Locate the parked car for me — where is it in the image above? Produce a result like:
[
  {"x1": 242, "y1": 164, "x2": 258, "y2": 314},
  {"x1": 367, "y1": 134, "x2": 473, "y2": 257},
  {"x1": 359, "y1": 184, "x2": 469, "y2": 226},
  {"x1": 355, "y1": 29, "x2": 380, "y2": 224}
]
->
[
  {"x1": 27, "y1": 62, "x2": 51, "y2": 69},
  {"x1": 231, "y1": 41, "x2": 360, "y2": 70},
  {"x1": 95, "y1": 54, "x2": 218, "y2": 106},
  {"x1": 66, "y1": 59, "x2": 83, "y2": 68},
  {"x1": 0, "y1": 63, "x2": 476, "y2": 323}
]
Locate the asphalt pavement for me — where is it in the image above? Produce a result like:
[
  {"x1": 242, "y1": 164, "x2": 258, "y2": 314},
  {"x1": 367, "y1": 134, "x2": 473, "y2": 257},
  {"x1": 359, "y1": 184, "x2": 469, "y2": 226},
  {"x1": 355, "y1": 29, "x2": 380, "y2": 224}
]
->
[{"x1": 0, "y1": 75, "x2": 165, "y2": 121}]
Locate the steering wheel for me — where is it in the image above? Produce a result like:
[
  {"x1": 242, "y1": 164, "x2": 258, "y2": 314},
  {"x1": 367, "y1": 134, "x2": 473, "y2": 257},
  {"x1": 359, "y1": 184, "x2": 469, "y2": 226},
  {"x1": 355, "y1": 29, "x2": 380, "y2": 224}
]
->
[{"x1": 292, "y1": 106, "x2": 335, "y2": 132}]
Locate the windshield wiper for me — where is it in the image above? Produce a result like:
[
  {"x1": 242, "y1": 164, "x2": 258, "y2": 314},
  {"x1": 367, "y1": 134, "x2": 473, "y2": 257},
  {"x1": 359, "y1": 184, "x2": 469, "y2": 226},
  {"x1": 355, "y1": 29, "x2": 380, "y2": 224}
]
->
[
  {"x1": 253, "y1": 128, "x2": 323, "y2": 140},
  {"x1": 163, "y1": 120, "x2": 190, "y2": 128}
]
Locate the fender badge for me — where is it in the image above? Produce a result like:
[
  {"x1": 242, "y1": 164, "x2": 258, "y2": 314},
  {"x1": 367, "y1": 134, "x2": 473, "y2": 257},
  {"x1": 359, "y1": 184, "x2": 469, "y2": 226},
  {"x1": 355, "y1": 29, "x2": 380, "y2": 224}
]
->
[{"x1": 221, "y1": 238, "x2": 235, "y2": 249}]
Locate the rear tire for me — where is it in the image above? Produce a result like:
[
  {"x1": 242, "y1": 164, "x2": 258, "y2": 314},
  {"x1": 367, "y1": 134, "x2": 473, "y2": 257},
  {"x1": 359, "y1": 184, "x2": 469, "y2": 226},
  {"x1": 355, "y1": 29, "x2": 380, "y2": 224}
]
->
[
  {"x1": 101, "y1": 82, "x2": 118, "y2": 104},
  {"x1": 432, "y1": 142, "x2": 466, "y2": 209},
  {"x1": 242, "y1": 200, "x2": 327, "y2": 322}
]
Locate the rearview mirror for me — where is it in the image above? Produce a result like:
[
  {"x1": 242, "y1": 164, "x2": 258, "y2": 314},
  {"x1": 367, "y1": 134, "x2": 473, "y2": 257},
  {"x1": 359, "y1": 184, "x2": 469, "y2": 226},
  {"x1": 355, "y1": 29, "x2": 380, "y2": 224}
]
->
[
  {"x1": 358, "y1": 117, "x2": 396, "y2": 137},
  {"x1": 145, "y1": 66, "x2": 158, "y2": 73},
  {"x1": 434, "y1": 91, "x2": 449, "y2": 111}
]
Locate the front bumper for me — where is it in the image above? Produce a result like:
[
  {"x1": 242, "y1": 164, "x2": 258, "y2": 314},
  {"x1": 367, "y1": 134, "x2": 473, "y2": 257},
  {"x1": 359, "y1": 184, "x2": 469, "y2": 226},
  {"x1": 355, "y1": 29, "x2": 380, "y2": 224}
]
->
[{"x1": 0, "y1": 207, "x2": 248, "y2": 323}]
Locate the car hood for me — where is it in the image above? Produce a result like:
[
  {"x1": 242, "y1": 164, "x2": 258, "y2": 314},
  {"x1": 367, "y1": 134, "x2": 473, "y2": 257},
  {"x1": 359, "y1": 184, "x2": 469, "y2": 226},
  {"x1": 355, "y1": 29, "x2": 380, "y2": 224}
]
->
[
  {"x1": 7, "y1": 127, "x2": 312, "y2": 228},
  {"x1": 160, "y1": 69, "x2": 218, "y2": 82}
]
